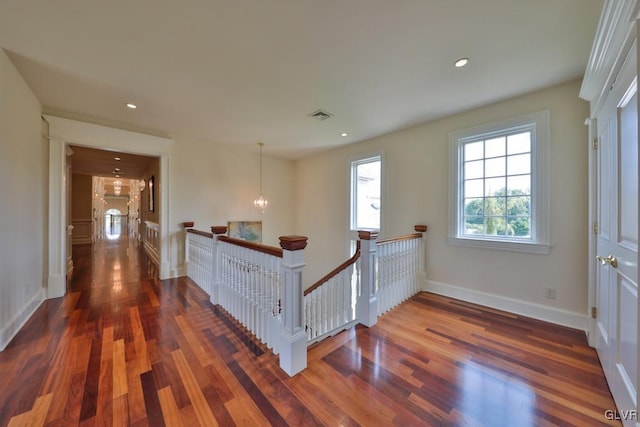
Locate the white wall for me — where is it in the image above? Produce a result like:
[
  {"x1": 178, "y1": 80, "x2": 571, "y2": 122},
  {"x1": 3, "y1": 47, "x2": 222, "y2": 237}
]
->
[
  {"x1": 295, "y1": 79, "x2": 590, "y2": 328},
  {"x1": 169, "y1": 136, "x2": 295, "y2": 276},
  {"x1": 0, "y1": 49, "x2": 46, "y2": 350}
]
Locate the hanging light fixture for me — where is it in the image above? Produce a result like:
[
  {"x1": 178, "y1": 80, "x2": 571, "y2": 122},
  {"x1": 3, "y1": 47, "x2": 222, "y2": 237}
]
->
[
  {"x1": 113, "y1": 179, "x2": 122, "y2": 196},
  {"x1": 253, "y1": 142, "x2": 268, "y2": 213}
]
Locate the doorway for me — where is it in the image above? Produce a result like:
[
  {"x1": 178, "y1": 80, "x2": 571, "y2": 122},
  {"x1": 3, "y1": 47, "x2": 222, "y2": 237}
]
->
[
  {"x1": 46, "y1": 116, "x2": 173, "y2": 298},
  {"x1": 105, "y1": 209, "x2": 124, "y2": 240},
  {"x1": 592, "y1": 45, "x2": 638, "y2": 421}
]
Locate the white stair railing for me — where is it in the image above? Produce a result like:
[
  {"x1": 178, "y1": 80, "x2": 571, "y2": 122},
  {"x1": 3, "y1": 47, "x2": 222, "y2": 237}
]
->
[
  {"x1": 217, "y1": 236, "x2": 284, "y2": 354},
  {"x1": 181, "y1": 222, "x2": 426, "y2": 375},
  {"x1": 304, "y1": 242, "x2": 360, "y2": 344},
  {"x1": 376, "y1": 225, "x2": 427, "y2": 316},
  {"x1": 185, "y1": 227, "x2": 215, "y2": 297},
  {"x1": 182, "y1": 223, "x2": 308, "y2": 377}
]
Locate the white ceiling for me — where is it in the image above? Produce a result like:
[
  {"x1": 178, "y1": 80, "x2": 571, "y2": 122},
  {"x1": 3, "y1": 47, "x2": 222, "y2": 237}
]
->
[{"x1": 0, "y1": 0, "x2": 602, "y2": 159}]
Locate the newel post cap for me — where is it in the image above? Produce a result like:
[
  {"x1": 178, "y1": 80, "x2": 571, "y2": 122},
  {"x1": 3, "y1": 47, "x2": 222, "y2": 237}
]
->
[
  {"x1": 414, "y1": 225, "x2": 428, "y2": 233},
  {"x1": 211, "y1": 226, "x2": 228, "y2": 235},
  {"x1": 279, "y1": 235, "x2": 308, "y2": 251},
  {"x1": 358, "y1": 230, "x2": 379, "y2": 240},
  {"x1": 182, "y1": 221, "x2": 195, "y2": 228}
]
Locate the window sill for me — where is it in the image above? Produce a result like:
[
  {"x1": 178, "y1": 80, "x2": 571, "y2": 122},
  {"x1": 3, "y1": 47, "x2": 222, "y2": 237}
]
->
[{"x1": 448, "y1": 236, "x2": 551, "y2": 255}]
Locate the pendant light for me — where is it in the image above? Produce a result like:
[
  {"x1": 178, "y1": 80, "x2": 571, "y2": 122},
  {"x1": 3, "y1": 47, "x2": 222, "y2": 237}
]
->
[
  {"x1": 253, "y1": 142, "x2": 268, "y2": 213},
  {"x1": 113, "y1": 178, "x2": 122, "y2": 196}
]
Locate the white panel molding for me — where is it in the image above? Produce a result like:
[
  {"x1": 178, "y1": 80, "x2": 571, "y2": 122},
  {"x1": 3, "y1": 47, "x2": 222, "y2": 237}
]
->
[
  {"x1": 159, "y1": 154, "x2": 171, "y2": 279},
  {"x1": 580, "y1": 0, "x2": 638, "y2": 111},
  {"x1": 424, "y1": 280, "x2": 587, "y2": 331},
  {"x1": 47, "y1": 138, "x2": 67, "y2": 298},
  {"x1": 71, "y1": 219, "x2": 93, "y2": 245},
  {"x1": 0, "y1": 289, "x2": 45, "y2": 351}
]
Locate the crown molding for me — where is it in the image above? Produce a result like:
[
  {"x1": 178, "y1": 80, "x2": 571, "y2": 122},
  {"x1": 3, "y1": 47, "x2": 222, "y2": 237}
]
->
[{"x1": 580, "y1": 0, "x2": 639, "y2": 105}]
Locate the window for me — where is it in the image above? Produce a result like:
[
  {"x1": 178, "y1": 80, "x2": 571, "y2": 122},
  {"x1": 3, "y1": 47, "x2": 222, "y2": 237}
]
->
[
  {"x1": 350, "y1": 155, "x2": 382, "y2": 231},
  {"x1": 448, "y1": 111, "x2": 550, "y2": 254}
]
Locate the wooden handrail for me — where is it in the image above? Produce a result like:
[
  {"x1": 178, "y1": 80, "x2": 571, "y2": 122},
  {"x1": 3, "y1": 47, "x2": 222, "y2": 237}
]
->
[
  {"x1": 187, "y1": 229, "x2": 214, "y2": 239},
  {"x1": 304, "y1": 241, "x2": 361, "y2": 296},
  {"x1": 219, "y1": 235, "x2": 283, "y2": 258},
  {"x1": 376, "y1": 232, "x2": 423, "y2": 245}
]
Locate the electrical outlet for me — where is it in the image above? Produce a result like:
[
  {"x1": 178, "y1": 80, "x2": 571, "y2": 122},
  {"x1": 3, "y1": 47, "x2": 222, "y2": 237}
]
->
[{"x1": 545, "y1": 287, "x2": 556, "y2": 299}]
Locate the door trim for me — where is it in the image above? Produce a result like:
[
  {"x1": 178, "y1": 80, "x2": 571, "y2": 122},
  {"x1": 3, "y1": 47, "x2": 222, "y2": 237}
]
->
[{"x1": 45, "y1": 115, "x2": 174, "y2": 298}]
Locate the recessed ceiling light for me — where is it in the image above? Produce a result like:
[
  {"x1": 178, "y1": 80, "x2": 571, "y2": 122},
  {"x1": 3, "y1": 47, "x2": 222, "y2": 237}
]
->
[
  {"x1": 341, "y1": 132, "x2": 348, "y2": 137},
  {"x1": 454, "y1": 57, "x2": 470, "y2": 68},
  {"x1": 114, "y1": 157, "x2": 121, "y2": 161},
  {"x1": 126, "y1": 103, "x2": 137, "y2": 109}
]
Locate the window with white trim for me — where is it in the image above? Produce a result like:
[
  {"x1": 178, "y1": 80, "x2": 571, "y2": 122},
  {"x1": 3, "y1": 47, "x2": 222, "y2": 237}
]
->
[
  {"x1": 448, "y1": 111, "x2": 550, "y2": 254},
  {"x1": 350, "y1": 155, "x2": 381, "y2": 231}
]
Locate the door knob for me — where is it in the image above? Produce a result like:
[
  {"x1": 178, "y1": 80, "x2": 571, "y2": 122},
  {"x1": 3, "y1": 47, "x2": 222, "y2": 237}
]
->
[{"x1": 596, "y1": 255, "x2": 618, "y2": 268}]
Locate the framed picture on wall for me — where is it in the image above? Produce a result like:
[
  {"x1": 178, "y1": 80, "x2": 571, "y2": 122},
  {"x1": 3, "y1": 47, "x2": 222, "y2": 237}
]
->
[
  {"x1": 228, "y1": 221, "x2": 262, "y2": 243},
  {"x1": 148, "y1": 175, "x2": 155, "y2": 212}
]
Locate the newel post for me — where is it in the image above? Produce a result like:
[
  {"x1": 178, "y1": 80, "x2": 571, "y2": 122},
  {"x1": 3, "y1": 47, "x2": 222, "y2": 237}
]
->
[
  {"x1": 210, "y1": 226, "x2": 228, "y2": 305},
  {"x1": 357, "y1": 230, "x2": 379, "y2": 327},
  {"x1": 182, "y1": 221, "x2": 195, "y2": 274},
  {"x1": 415, "y1": 225, "x2": 428, "y2": 291},
  {"x1": 279, "y1": 235, "x2": 308, "y2": 376}
]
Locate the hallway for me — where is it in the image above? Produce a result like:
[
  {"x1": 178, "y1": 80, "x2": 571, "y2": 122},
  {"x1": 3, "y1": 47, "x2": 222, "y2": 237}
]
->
[{"x1": 0, "y1": 238, "x2": 621, "y2": 426}]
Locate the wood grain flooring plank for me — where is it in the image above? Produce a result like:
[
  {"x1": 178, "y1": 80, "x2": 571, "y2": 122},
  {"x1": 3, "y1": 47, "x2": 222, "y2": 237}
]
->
[
  {"x1": 7, "y1": 411, "x2": 30, "y2": 427},
  {"x1": 78, "y1": 334, "x2": 102, "y2": 421},
  {"x1": 0, "y1": 239, "x2": 621, "y2": 426},
  {"x1": 152, "y1": 346, "x2": 191, "y2": 410},
  {"x1": 128, "y1": 307, "x2": 151, "y2": 375},
  {"x1": 227, "y1": 360, "x2": 288, "y2": 427},
  {"x1": 7, "y1": 392, "x2": 53, "y2": 427},
  {"x1": 234, "y1": 354, "x2": 324, "y2": 426},
  {"x1": 112, "y1": 339, "x2": 127, "y2": 399},
  {"x1": 125, "y1": 365, "x2": 147, "y2": 424},
  {"x1": 157, "y1": 387, "x2": 184, "y2": 427},
  {"x1": 200, "y1": 384, "x2": 236, "y2": 427},
  {"x1": 223, "y1": 397, "x2": 271, "y2": 426},
  {"x1": 112, "y1": 395, "x2": 129, "y2": 427},
  {"x1": 171, "y1": 349, "x2": 218, "y2": 427},
  {"x1": 140, "y1": 370, "x2": 166, "y2": 427},
  {"x1": 301, "y1": 361, "x2": 397, "y2": 426},
  {"x1": 94, "y1": 327, "x2": 113, "y2": 426},
  {"x1": 28, "y1": 393, "x2": 53, "y2": 426},
  {"x1": 60, "y1": 371, "x2": 88, "y2": 425},
  {"x1": 175, "y1": 315, "x2": 216, "y2": 367},
  {"x1": 274, "y1": 366, "x2": 360, "y2": 427},
  {"x1": 324, "y1": 345, "x2": 447, "y2": 425}
]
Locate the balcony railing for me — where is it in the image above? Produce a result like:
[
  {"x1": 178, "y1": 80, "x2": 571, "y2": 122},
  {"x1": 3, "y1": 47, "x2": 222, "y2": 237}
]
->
[{"x1": 182, "y1": 223, "x2": 427, "y2": 376}]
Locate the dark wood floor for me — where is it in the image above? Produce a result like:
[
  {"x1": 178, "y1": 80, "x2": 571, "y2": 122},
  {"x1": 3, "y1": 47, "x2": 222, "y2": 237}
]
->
[{"x1": 0, "y1": 238, "x2": 620, "y2": 426}]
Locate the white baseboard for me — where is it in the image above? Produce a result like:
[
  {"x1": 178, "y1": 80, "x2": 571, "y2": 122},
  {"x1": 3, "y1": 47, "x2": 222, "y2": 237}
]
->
[
  {"x1": 424, "y1": 280, "x2": 587, "y2": 331},
  {"x1": 170, "y1": 266, "x2": 186, "y2": 279},
  {"x1": 0, "y1": 288, "x2": 46, "y2": 351}
]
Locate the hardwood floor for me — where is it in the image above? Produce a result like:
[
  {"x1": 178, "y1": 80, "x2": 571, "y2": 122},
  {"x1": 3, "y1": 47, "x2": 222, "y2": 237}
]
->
[{"x1": 0, "y1": 238, "x2": 620, "y2": 426}]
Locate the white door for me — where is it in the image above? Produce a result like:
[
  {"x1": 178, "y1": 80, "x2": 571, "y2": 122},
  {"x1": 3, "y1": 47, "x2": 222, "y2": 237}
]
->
[{"x1": 595, "y1": 47, "x2": 638, "y2": 425}]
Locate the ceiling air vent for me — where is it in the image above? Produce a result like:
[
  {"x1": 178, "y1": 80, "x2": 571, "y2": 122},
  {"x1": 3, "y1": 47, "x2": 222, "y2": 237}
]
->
[{"x1": 309, "y1": 109, "x2": 333, "y2": 121}]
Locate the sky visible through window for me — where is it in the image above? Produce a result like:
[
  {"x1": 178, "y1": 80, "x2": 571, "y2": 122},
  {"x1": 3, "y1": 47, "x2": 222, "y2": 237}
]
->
[{"x1": 355, "y1": 159, "x2": 381, "y2": 230}]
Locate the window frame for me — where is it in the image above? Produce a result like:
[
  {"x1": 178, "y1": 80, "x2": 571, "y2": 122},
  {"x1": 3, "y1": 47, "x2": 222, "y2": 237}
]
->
[
  {"x1": 448, "y1": 111, "x2": 551, "y2": 254},
  {"x1": 349, "y1": 153, "x2": 383, "y2": 233}
]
